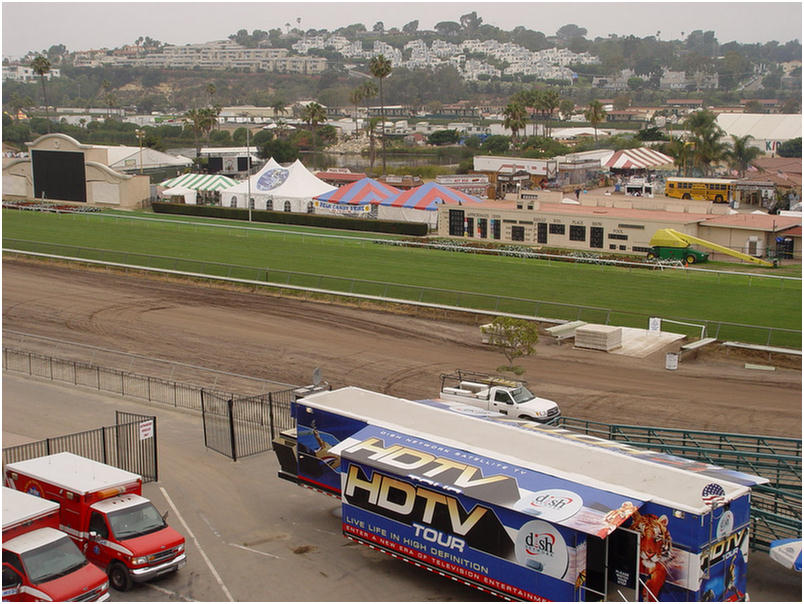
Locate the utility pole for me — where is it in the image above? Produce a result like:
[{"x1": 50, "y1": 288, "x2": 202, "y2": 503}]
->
[
  {"x1": 134, "y1": 128, "x2": 145, "y2": 175},
  {"x1": 246, "y1": 127, "x2": 252, "y2": 222}
]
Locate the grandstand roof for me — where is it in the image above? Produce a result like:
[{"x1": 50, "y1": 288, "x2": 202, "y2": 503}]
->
[{"x1": 716, "y1": 113, "x2": 802, "y2": 141}]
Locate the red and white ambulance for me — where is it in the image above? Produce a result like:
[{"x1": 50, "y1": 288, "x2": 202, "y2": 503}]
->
[
  {"x1": 5, "y1": 453, "x2": 186, "y2": 592},
  {"x1": 2, "y1": 487, "x2": 110, "y2": 601}
]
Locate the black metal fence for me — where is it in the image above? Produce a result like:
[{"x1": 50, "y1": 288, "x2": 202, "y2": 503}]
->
[
  {"x1": 2, "y1": 412, "x2": 158, "y2": 482},
  {"x1": 3, "y1": 347, "x2": 234, "y2": 411},
  {"x1": 200, "y1": 388, "x2": 297, "y2": 461}
]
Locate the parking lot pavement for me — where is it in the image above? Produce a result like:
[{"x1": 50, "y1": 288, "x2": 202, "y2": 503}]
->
[
  {"x1": 3, "y1": 373, "x2": 801, "y2": 602},
  {"x1": 2, "y1": 373, "x2": 490, "y2": 602}
]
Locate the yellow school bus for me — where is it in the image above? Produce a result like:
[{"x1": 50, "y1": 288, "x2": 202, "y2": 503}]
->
[{"x1": 664, "y1": 177, "x2": 736, "y2": 203}]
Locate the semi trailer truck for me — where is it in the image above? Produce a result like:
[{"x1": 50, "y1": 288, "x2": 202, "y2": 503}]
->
[{"x1": 274, "y1": 386, "x2": 767, "y2": 601}]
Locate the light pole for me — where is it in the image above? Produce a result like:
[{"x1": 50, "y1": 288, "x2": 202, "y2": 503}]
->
[
  {"x1": 134, "y1": 128, "x2": 145, "y2": 175},
  {"x1": 246, "y1": 127, "x2": 252, "y2": 222}
]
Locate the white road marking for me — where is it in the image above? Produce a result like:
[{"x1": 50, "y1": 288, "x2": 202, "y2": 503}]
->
[
  {"x1": 159, "y1": 487, "x2": 234, "y2": 602},
  {"x1": 144, "y1": 582, "x2": 197, "y2": 601},
  {"x1": 228, "y1": 542, "x2": 281, "y2": 559}
]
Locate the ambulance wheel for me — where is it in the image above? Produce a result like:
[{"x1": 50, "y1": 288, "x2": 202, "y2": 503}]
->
[{"x1": 109, "y1": 563, "x2": 133, "y2": 592}]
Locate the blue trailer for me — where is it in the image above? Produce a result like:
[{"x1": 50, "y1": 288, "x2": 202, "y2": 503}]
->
[{"x1": 273, "y1": 387, "x2": 767, "y2": 601}]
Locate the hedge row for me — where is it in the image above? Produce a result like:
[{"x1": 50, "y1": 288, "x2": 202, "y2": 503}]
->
[{"x1": 150, "y1": 202, "x2": 429, "y2": 236}]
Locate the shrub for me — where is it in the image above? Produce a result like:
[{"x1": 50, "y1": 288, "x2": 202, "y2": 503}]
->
[{"x1": 151, "y1": 202, "x2": 428, "y2": 236}]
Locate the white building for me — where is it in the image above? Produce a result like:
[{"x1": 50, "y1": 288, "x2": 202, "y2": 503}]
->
[{"x1": 2, "y1": 64, "x2": 61, "y2": 82}]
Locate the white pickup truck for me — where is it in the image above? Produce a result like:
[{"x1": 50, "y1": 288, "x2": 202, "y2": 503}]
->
[{"x1": 439, "y1": 371, "x2": 560, "y2": 423}]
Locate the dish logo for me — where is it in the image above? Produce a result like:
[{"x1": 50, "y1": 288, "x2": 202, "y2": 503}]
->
[
  {"x1": 516, "y1": 489, "x2": 583, "y2": 522},
  {"x1": 525, "y1": 531, "x2": 556, "y2": 556},
  {"x1": 515, "y1": 519, "x2": 569, "y2": 578}
]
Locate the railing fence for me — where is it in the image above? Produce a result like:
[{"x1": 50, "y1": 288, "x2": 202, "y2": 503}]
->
[{"x1": 3, "y1": 412, "x2": 158, "y2": 483}]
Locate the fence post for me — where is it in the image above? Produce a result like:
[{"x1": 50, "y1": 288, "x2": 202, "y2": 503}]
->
[
  {"x1": 46, "y1": 437, "x2": 51, "y2": 455},
  {"x1": 97, "y1": 366, "x2": 100, "y2": 390},
  {"x1": 152, "y1": 416, "x2": 159, "y2": 482},
  {"x1": 201, "y1": 390, "x2": 208, "y2": 448},
  {"x1": 147, "y1": 376, "x2": 151, "y2": 402},
  {"x1": 102, "y1": 427, "x2": 108, "y2": 464},
  {"x1": 49, "y1": 356, "x2": 53, "y2": 380},
  {"x1": 74, "y1": 361, "x2": 78, "y2": 385},
  {"x1": 268, "y1": 392, "x2": 276, "y2": 442},
  {"x1": 28, "y1": 351, "x2": 32, "y2": 375},
  {"x1": 228, "y1": 399, "x2": 238, "y2": 462}
]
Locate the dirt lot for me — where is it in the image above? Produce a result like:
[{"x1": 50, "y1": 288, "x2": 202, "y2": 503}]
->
[{"x1": 2, "y1": 257, "x2": 800, "y2": 438}]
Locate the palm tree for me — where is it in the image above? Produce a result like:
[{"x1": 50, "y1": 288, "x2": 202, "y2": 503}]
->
[
  {"x1": 300, "y1": 102, "x2": 326, "y2": 149},
  {"x1": 367, "y1": 117, "x2": 381, "y2": 172},
  {"x1": 502, "y1": 102, "x2": 527, "y2": 146},
  {"x1": 517, "y1": 89, "x2": 540, "y2": 138},
  {"x1": 100, "y1": 80, "x2": 112, "y2": 117},
  {"x1": 584, "y1": 100, "x2": 607, "y2": 141},
  {"x1": 105, "y1": 91, "x2": 117, "y2": 118},
  {"x1": 727, "y1": 135, "x2": 761, "y2": 177},
  {"x1": 183, "y1": 107, "x2": 218, "y2": 158},
  {"x1": 539, "y1": 89, "x2": 562, "y2": 138},
  {"x1": 684, "y1": 110, "x2": 727, "y2": 175},
  {"x1": 270, "y1": 100, "x2": 288, "y2": 137},
  {"x1": 30, "y1": 55, "x2": 51, "y2": 132},
  {"x1": 369, "y1": 54, "x2": 392, "y2": 174},
  {"x1": 349, "y1": 87, "x2": 364, "y2": 139},
  {"x1": 665, "y1": 137, "x2": 695, "y2": 176},
  {"x1": 694, "y1": 127, "x2": 730, "y2": 176},
  {"x1": 271, "y1": 99, "x2": 287, "y2": 118},
  {"x1": 559, "y1": 99, "x2": 575, "y2": 121},
  {"x1": 206, "y1": 83, "x2": 216, "y2": 107}
]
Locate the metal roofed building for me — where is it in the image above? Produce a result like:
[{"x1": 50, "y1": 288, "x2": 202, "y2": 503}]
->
[
  {"x1": 715, "y1": 113, "x2": 802, "y2": 155},
  {"x1": 436, "y1": 192, "x2": 801, "y2": 261}
]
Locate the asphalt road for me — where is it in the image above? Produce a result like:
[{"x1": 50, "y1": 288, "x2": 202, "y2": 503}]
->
[{"x1": 3, "y1": 373, "x2": 801, "y2": 602}]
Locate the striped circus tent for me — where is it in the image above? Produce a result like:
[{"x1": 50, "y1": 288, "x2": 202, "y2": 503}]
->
[
  {"x1": 159, "y1": 173, "x2": 238, "y2": 191},
  {"x1": 377, "y1": 182, "x2": 485, "y2": 228},
  {"x1": 604, "y1": 148, "x2": 673, "y2": 170},
  {"x1": 314, "y1": 178, "x2": 400, "y2": 205},
  {"x1": 379, "y1": 182, "x2": 484, "y2": 210}
]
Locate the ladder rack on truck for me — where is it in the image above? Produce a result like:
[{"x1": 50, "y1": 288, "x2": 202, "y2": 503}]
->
[{"x1": 274, "y1": 387, "x2": 767, "y2": 602}]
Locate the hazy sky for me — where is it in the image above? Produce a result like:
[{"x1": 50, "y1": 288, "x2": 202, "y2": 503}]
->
[{"x1": 2, "y1": 1, "x2": 801, "y2": 59}]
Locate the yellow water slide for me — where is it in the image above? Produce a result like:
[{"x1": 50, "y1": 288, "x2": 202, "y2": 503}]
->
[{"x1": 649, "y1": 228, "x2": 775, "y2": 267}]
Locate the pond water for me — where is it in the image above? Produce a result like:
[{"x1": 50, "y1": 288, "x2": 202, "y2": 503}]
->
[
  {"x1": 300, "y1": 152, "x2": 462, "y2": 172},
  {"x1": 166, "y1": 148, "x2": 464, "y2": 174}
]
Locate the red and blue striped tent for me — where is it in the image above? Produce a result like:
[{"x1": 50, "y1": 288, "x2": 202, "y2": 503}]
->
[
  {"x1": 313, "y1": 178, "x2": 400, "y2": 205},
  {"x1": 379, "y1": 182, "x2": 484, "y2": 210}
]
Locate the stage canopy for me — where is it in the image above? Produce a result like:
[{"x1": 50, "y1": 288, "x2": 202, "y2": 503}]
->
[
  {"x1": 159, "y1": 173, "x2": 237, "y2": 191},
  {"x1": 379, "y1": 182, "x2": 485, "y2": 211},
  {"x1": 604, "y1": 148, "x2": 674, "y2": 170},
  {"x1": 223, "y1": 158, "x2": 334, "y2": 199}
]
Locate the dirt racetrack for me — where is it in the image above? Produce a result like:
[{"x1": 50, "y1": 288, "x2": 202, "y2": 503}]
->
[{"x1": 2, "y1": 257, "x2": 801, "y2": 439}]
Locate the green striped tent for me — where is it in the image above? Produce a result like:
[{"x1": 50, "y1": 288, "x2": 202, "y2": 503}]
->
[{"x1": 159, "y1": 173, "x2": 238, "y2": 191}]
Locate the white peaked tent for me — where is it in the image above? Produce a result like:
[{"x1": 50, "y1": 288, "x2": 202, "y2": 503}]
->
[
  {"x1": 221, "y1": 159, "x2": 336, "y2": 212},
  {"x1": 160, "y1": 184, "x2": 198, "y2": 205}
]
